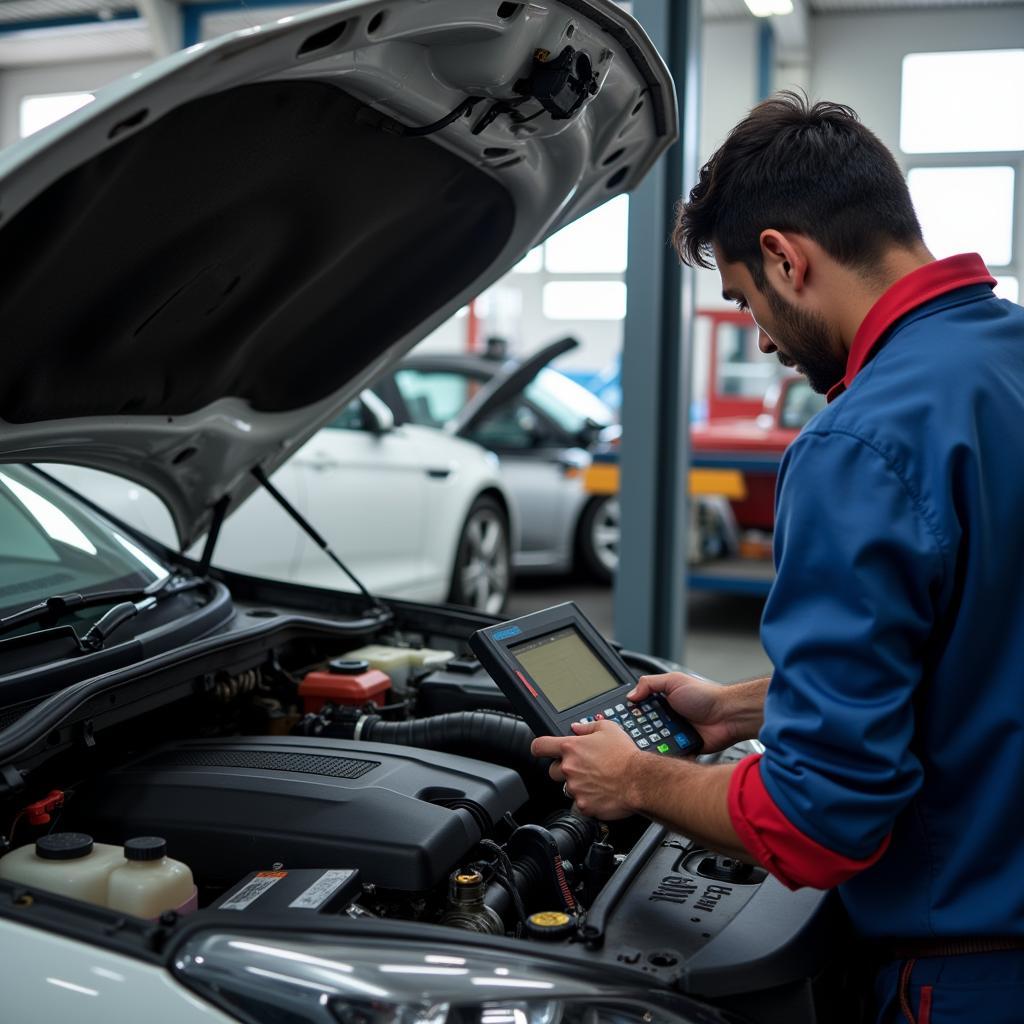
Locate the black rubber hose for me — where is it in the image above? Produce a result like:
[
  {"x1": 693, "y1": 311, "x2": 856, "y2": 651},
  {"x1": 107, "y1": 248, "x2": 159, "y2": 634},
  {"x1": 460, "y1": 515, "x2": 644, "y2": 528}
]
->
[
  {"x1": 484, "y1": 813, "x2": 600, "y2": 926},
  {"x1": 351, "y1": 711, "x2": 556, "y2": 791}
]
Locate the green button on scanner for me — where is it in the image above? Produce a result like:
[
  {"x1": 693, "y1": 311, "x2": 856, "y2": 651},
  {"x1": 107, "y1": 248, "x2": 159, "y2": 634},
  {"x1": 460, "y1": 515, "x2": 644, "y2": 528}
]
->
[{"x1": 657, "y1": 743, "x2": 671, "y2": 753}]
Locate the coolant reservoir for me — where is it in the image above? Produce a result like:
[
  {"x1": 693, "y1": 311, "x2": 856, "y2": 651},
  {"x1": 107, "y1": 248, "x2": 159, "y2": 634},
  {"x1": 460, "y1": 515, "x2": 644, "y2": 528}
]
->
[
  {"x1": 106, "y1": 836, "x2": 196, "y2": 919},
  {"x1": 0, "y1": 833, "x2": 123, "y2": 907},
  {"x1": 342, "y1": 645, "x2": 454, "y2": 691}
]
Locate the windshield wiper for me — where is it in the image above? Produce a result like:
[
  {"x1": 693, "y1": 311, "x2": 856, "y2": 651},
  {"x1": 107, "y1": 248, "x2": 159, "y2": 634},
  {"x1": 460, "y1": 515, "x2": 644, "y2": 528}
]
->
[{"x1": 0, "y1": 575, "x2": 201, "y2": 641}]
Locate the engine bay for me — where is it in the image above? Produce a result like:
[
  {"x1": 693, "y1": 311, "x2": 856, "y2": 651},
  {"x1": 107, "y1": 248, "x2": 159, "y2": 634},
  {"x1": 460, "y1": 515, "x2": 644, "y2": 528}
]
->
[{"x1": 0, "y1": 587, "x2": 860, "y2": 1024}]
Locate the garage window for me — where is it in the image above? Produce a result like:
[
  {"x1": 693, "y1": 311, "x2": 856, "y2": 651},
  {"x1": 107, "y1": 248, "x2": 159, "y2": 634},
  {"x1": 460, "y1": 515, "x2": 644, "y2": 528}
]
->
[
  {"x1": 908, "y1": 166, "x2": 1015, "y2": 268},
  {"x1": 900, "y1": 50, "x2": 1024, "y2": 155},
  {"x1": 19, "y1": 92, "x2": 93, "y2": 139},
  {"x1": 901, "y1": 49, "x2": 1022, "y2": 303},
  {"x1": 543, "y1": 281, "x2": 627, "y2": 321},
  {"x1": 544, "y1": 196, "x2": 629, "y2": 274}
]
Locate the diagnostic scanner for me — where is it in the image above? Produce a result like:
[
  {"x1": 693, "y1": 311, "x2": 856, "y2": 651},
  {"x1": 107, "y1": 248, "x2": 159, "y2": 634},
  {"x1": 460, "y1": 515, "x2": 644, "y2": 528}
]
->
[{"x1": 470, "y1": 602, "x2": 702, "y2": 757}]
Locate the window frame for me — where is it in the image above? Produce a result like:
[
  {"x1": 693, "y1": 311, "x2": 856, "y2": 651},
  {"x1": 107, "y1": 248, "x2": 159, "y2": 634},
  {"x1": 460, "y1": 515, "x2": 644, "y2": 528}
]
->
[
  {"x1": 898, "y1": 49, "x2": 1023, "y2": 302},
  {"x1": 904, "y1": 150, "x2": 1022, "y2": 300}
]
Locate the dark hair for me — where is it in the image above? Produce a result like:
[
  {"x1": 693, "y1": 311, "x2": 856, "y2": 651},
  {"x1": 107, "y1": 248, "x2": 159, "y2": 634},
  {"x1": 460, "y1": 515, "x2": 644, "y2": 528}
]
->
[{"x1": 674, "y1": 91, "x2": 922, "y2": 286}]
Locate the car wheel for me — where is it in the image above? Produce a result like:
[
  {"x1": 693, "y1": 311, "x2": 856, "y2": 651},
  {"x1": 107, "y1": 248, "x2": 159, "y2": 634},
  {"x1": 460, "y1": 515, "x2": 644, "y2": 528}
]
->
[
  {"x1": 448, "y1": 496, "x2": 511, "y2": 615},
  {"x1": 577, "y1": 495, "x2": 619, "y2": 582},
  {"x1": 689, "y1": 495, "x2": 740, "y2": 564}
]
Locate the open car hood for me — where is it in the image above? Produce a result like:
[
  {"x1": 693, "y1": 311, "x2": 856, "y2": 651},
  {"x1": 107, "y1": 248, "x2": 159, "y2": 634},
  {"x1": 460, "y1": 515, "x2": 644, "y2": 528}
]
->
[
  {"x1": 448, "y1": 335, "x2": 579, "y2": 438},
  {"x1": 0, "y1": 0, "x2": 676, "y2": 548}
]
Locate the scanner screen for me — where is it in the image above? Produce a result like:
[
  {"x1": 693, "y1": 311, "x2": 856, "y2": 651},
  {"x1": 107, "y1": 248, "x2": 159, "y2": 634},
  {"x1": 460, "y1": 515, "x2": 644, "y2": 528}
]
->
[{"x1": 511, "y1": 627, "x2": 620, "y2": 711}]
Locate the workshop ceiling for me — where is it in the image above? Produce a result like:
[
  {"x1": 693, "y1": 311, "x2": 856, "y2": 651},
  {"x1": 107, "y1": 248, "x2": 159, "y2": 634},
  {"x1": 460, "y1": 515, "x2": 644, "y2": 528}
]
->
[
  {"x1": 0, "y1": 0, "x2": 1020, "y2": 67},
  {"x1": 705, "y1": 0, "x2": 1022, "y2": 15}
]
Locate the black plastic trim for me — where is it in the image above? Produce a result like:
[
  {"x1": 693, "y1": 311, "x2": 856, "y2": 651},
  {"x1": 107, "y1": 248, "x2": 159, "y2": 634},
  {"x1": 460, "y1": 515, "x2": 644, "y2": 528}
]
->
[
  {"x1": 579, "y1": 822, "x2": 668, "y2": 947},
  {"x1": 556, "y1": 0, "x2": 669, "y2": 137}
]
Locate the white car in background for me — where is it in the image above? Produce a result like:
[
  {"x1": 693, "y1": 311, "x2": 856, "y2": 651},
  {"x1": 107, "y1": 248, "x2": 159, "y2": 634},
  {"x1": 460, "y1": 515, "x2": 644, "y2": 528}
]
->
[
  {"x1": 46, "y1": 389, "x2": 515, "y2": 614},
  {"x1": 375, "y1": 335, "x2": 622, "y2": 582}
]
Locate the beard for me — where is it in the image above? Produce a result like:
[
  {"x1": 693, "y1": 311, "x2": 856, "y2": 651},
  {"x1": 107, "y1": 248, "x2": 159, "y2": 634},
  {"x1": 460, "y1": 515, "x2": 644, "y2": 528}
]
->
[{"x1": 760, "y1": 282, "x2": 847, "y2": 394}]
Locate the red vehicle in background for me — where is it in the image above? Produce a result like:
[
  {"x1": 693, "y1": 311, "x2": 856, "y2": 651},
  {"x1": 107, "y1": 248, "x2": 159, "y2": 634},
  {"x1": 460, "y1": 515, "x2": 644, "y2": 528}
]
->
[
  {"x1": 691, "y1": 373, "x2": 826, "y2": 535},
  {"x1": 584, "y1": 310, "x2": 826, "y2": 595}
]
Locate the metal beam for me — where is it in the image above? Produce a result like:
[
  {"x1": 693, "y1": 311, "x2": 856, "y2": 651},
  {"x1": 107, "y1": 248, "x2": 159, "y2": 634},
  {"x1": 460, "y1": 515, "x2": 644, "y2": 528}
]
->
[
  {"x1": 757, "y1": 22, "x2": 775, "y2": 100},
  {"x1": 614, "y1": 0, "x2": 701, "y2": 662},
  {"x1": 772, "y1": 0, "x2": 809, "y2": 71}
]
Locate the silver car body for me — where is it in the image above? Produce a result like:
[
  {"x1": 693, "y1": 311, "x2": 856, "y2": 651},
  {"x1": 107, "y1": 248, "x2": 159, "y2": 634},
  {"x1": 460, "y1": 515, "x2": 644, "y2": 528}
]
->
[{"x1": 379, "y1": 347, "x2": 619, "y2": 575}]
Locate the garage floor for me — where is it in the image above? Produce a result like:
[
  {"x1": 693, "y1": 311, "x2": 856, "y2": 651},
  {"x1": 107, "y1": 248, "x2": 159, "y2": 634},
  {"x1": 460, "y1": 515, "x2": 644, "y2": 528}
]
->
[{"x1": 507, "y1": 579, "x2": 772, "y2": 683}]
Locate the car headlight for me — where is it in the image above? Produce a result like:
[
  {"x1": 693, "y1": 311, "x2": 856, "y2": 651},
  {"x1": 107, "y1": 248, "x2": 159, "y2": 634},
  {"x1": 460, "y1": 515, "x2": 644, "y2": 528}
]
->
[{"x1": 172, "y1": 931, "x2": 726, "y2": 1024}]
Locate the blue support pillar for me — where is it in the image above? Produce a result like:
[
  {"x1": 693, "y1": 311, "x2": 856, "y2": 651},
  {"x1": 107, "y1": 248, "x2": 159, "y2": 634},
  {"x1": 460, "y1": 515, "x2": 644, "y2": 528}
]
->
[
  {"x1": 613, "y1": 0, "x2": 701, "y2": 662},
  {"x1": 758, "y1": 22, "x2": 775, "y2": 100}
]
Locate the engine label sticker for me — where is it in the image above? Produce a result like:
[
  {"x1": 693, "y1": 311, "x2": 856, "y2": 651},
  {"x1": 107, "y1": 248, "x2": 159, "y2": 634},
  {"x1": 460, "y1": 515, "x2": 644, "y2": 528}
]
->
[
  {"x1": 220, "y1": 871, "x2": 287, "y2": 910},
  {"x1": 289, "y1": 869, "x2": 356, "y2": 910}
]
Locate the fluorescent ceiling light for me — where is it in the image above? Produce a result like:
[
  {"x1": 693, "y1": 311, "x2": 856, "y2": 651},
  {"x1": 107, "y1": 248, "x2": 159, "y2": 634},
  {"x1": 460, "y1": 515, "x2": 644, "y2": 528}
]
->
[{"x1": 744, "y1": 0, "x2": 793, "y2": 16}]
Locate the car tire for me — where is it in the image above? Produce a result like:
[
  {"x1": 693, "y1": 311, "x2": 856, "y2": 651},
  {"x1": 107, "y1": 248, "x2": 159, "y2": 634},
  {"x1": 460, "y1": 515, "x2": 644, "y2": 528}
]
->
[
  {"x1": 576, "y1": 495, "x2": 619, "y2": 583},
  {"x1": 448, "y1": 495, "x2": 511, "y2": 615}
]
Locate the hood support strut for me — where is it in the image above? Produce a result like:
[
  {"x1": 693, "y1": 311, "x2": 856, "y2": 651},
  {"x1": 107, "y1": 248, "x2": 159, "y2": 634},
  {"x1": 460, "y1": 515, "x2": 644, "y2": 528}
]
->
[
  {"x1": 250, "y1": 466, "x2": 391, "y2": 621},
  {"x1": 198, "y1": 496, "x2": 231, "y2": 578}
]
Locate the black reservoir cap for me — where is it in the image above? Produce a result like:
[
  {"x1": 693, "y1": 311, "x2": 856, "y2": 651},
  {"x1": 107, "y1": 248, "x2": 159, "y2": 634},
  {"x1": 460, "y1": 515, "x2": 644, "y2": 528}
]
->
[
  {"x1": 125, "y1": 836, "x2": 167, "y2": 861},
  {"x1": 329, "y1": 659, "x2": 371, "y2": 675},
  {"x1": 36, "y1": 833, "x2": 94, "y2": 860}
]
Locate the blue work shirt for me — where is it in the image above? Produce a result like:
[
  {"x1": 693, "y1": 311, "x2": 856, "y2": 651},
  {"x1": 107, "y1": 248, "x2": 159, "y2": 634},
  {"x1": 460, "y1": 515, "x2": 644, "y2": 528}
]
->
[{"x1": 728, "y1": 254, "x2": 1024, "y2": 939}]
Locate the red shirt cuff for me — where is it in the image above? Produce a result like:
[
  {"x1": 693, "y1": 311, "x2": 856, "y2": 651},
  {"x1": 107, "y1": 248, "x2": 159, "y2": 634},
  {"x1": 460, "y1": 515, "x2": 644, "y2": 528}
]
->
[{"x1": 727, "y1": 752, "x2": 891, "y2": 890}]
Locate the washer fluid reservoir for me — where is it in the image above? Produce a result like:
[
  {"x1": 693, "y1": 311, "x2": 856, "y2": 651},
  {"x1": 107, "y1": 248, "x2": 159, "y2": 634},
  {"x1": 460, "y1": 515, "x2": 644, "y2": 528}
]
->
[
  {"x1": 341, "y1": 644, "x2": 454, "y2": 692},
  {"x1": 106, "y1": 836, "x2": 197, "y2": 918},
  {"x1": 0, "y1": 833, "x2": 123, "y2": 907}
]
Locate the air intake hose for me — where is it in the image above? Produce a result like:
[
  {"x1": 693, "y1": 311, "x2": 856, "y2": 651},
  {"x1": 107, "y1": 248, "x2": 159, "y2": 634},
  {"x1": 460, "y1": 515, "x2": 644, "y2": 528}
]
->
[
  {"x1": 317, "y1": 710, "x2": 556, "y2": 791},
  {"x1": 301, "y1": 712, "x2": 561, "y2": 790}
]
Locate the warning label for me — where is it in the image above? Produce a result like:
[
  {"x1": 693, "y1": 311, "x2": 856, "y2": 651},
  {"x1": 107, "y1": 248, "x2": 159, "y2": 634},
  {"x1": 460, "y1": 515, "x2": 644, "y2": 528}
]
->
[
  {"x1": 220, "y1": 871, "x2": 287, "y2": 911},
  {"x1": 288, "y1": 869, "x2": 356, "y2": 910}
]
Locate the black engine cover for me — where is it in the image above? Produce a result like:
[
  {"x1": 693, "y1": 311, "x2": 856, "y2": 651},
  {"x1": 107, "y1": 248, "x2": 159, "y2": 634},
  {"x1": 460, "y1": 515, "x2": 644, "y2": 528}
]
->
[{"x1": 77, "y1": 736, "x2": 527, "y2": 892}]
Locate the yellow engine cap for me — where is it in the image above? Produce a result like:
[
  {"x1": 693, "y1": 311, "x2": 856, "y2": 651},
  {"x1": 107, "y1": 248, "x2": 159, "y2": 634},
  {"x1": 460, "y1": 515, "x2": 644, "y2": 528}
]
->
[{"x1": 528, "y1": 911, "x2": 572, "y2": 928}]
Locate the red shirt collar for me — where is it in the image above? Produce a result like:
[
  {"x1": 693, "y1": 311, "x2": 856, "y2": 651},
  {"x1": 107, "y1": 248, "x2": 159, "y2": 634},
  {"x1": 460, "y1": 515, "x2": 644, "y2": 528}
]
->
[{"x1": 826, "y1": 253, "x2": 996, "y2": 403}]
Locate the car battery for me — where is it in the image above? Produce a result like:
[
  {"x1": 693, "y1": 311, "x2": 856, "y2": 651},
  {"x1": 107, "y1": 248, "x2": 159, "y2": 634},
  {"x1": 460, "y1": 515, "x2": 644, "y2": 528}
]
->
[
  {"x1": 214, "y1": 868, "x2": 361, "y2": 915},
  {"x1": 415, "y1": 660, "x2": 513, "y2": 716},
  {"x1": 298, "y1": 659, "x2": 391, "y2": 713}
]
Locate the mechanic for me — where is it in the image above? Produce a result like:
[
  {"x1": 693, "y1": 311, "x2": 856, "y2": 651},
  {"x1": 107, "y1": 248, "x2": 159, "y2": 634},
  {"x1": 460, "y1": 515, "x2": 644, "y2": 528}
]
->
[{"x1": 531, "y1": 92, "x2": 1024, "y2": 1023}]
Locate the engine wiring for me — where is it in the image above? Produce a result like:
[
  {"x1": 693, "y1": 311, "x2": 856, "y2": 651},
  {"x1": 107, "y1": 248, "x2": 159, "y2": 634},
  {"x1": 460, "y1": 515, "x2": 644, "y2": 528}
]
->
[
  {"x1": 479, "y1": 838, "x2": 529, "y2": 936},
  {"x1": 357, "y1": 44, "x2": 601, "y2": 142},
  {"x1": 4, "y1": 788, "x2": 70, "y2": 851}
]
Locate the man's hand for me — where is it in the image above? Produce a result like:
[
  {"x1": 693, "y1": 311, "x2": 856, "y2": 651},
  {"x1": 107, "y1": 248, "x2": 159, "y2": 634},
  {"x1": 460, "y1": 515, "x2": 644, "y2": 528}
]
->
[
  {"x1": 628, "y1": 672, "x2": 769, "y2": 753},
  {"x1": 530, "y1": 719, "x2": 753, "y2": 861},
  {"x1": 531, "y1": 720, "x2": 641, "y2": 819}
]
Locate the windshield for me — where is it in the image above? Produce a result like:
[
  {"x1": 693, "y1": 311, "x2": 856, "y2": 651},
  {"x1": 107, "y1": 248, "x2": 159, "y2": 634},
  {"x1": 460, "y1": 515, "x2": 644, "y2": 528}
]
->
[
  {"x1": 523, "y1": 368, "x2": 617, "y2": 434},
  {"x1": 0, "y1": 465, "x2": 170, "y2": 618}
]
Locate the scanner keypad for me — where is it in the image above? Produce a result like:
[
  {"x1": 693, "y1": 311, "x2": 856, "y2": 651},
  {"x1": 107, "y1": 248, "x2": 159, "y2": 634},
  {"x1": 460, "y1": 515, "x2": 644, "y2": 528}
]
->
[{"x1": 577, "y1": 698, "x2": 694, "y2": 754}]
